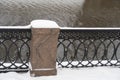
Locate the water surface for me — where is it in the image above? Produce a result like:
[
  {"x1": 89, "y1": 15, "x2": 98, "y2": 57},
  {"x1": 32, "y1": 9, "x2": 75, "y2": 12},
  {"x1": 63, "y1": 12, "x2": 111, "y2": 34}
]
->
[{"x1": 77, "y1": 0, "x2": 120, "y2": 27}]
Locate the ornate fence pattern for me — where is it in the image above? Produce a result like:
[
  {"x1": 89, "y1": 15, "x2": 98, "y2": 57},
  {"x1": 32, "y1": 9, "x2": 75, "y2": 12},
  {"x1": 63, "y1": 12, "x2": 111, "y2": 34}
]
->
[
  {"x1": 57, "y1": 29, "x2": 120, "y2": 68},
  {"x1": 0, "y1": 29, "x2": 120, "y2": 72},
  {"x1": 0, "y1": 29, "x2": 31, "y2": 72}
]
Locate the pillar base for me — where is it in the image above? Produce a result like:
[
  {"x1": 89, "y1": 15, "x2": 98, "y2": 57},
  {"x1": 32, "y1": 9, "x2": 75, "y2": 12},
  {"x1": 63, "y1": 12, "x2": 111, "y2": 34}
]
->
[{"x1": 30, "y1": 69, "x2": 57, "y2": 77}]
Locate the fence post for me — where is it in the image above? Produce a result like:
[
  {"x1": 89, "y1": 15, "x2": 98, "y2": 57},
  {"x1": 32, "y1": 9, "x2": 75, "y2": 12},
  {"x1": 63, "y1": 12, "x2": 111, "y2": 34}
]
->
[{"x1": 30, "y1": 20, "x2": 60, "y2": 76}]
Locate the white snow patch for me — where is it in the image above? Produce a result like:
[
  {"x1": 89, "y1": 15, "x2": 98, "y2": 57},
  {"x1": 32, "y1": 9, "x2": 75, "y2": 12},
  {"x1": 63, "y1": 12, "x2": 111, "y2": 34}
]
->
[
  {"x1": 60, "y1": 27, "x2": 120, "y2": 30},
  {"x1": 56, "y1": 60, "x2": 119, "y2": 67},
  {"x1": 0, "y1": 72, "x2": 29, "y2": 80},
  {"x1": 0, "y1": 63, "x2": 28, "y2": 68},
  {"x1": 0, "y1": 25, "x2": 31, "y2": 29},
  {"x1": 31, "y1": 20, "x2": 60, "y2": 28},
  {"x1": 0, "y1": 67, "x2": 120, "y2": 80}
]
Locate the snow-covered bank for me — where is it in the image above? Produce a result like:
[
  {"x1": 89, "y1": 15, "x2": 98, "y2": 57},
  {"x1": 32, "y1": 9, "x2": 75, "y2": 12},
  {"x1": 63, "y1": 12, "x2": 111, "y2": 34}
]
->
[{"x1": 0, "y1": 67, "x2": 120, "y2": 80}]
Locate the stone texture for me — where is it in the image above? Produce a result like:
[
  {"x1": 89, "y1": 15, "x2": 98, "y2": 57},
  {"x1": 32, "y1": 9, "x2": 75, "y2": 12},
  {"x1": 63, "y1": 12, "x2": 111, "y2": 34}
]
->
[{"x1": 30, "y1": 28, "x2": 59, "y2": 76}]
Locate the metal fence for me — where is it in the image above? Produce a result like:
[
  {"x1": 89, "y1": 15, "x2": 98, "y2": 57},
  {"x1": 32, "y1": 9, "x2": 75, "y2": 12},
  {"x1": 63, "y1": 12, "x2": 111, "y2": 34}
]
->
[
  {"x1": 0, "y1": 29, "x2": 31, "y2": 72},
  {"x1": 0, "y1": 28, "x2": 120, "y2": 72},
  {"x1": 57, "y1": 29, "x2": 120, "y2": 68}
]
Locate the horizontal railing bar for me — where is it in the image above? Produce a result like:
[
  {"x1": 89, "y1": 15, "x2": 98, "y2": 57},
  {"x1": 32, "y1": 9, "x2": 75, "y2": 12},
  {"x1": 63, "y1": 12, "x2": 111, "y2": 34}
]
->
[
  {"x1": 0, "y1": 69, "x2": 29, "y2": 73},
  {"x1": 60, "y1": 27, "x2": 120, "y2": 30},
  {"x1": 0, "y1": 29, "x2": 31, "y2": 32},
  {"x1": 59, "y1": 29, "x2": 120, "y2": 39},
  {"x1": 1, "y1": 26, "x2": 120, "y2": 30},
  {"x1": 0, "y1": 25, "x2": 31, "y2": 29}
]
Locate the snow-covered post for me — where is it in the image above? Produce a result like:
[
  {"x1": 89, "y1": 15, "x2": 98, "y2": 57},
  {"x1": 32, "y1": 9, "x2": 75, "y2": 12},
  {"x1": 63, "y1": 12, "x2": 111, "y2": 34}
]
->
[{"x1": 30, "y1": 20, "x2": 60, "y2": 76}]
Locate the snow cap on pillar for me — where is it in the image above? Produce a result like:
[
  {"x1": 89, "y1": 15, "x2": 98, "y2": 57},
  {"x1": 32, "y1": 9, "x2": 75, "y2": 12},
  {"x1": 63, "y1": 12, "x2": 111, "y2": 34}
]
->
[{"x1": 31, "y1": 20, "x2": 60, "y2": 28}]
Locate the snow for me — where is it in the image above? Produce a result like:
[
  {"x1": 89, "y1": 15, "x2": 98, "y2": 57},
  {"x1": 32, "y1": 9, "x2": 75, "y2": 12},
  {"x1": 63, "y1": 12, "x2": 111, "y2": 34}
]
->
[
  {"x1": 0, "y1": 72, "x2": 29, "y2": 80},
  {"x1": 60, "y1": 27, "x2": 120, "y2": 30},
  {"x1": 2, "y1": 20, "x2": 120, "y2": 30},
  {"x1": 31, "y1": 20, "x2": 60, "y2": 28},
  {"x1": 0, "y1": 61, "x2": 120, "y2": 80},
  {"x1": 0, "y1": 20, "x2": 60, "y2": 29},
  {"x1": 0, "y1": 25, "x2": 31, "y2": 29},
  {"x1": 0, "y1": 63, "x2": 28, "y2": 68},
  {"x1": 0, "y1": 67, "x2": 120, "y2": 80},
  {"x1": 57, "y1": 60, "x2": 119, "y2": 67},
  {"x1": 30, "y1": 20, "x2": 120, "y2": 30}
]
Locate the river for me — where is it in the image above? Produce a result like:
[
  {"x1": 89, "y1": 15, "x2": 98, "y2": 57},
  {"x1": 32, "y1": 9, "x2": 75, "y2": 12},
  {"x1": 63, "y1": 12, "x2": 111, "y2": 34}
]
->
[{"x1": 77, "y1": 0, "x2": 120, "y2": 27}]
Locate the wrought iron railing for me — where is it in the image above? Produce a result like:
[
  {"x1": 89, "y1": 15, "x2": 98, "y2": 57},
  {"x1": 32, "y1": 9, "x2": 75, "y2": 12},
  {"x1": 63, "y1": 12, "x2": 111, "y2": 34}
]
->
[
  {"x1": 0, "y1": 28, "x2": 120, "y2": 72},
  {"x1": 57, "y1": 29, "x2": 120, "y2": 68},
  {"x1": 0, "y1": 29, "x2": 31, "y2": 72}
]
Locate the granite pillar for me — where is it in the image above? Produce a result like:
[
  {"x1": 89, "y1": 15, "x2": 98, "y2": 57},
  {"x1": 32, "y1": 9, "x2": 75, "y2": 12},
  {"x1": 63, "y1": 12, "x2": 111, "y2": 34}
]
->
[{"x1": 30, "y1": 20, "x2": 60, "y2": 76}]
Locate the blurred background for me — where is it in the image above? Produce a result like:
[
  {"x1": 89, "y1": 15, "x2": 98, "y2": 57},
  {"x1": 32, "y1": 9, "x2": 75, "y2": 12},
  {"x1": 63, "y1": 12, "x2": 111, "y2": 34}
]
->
[
  {"x1": 77, "y1": 0, "x2": 120, "y2": 27},
  {"x1": 0, "y1": 0, "x2": 120, "y2": 27}
]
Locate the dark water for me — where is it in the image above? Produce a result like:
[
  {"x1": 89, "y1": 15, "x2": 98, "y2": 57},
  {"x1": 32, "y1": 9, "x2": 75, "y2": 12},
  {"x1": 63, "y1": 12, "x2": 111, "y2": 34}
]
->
[{"x1": 76, "y1": 0, "x2": 120, "y2": 27}]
